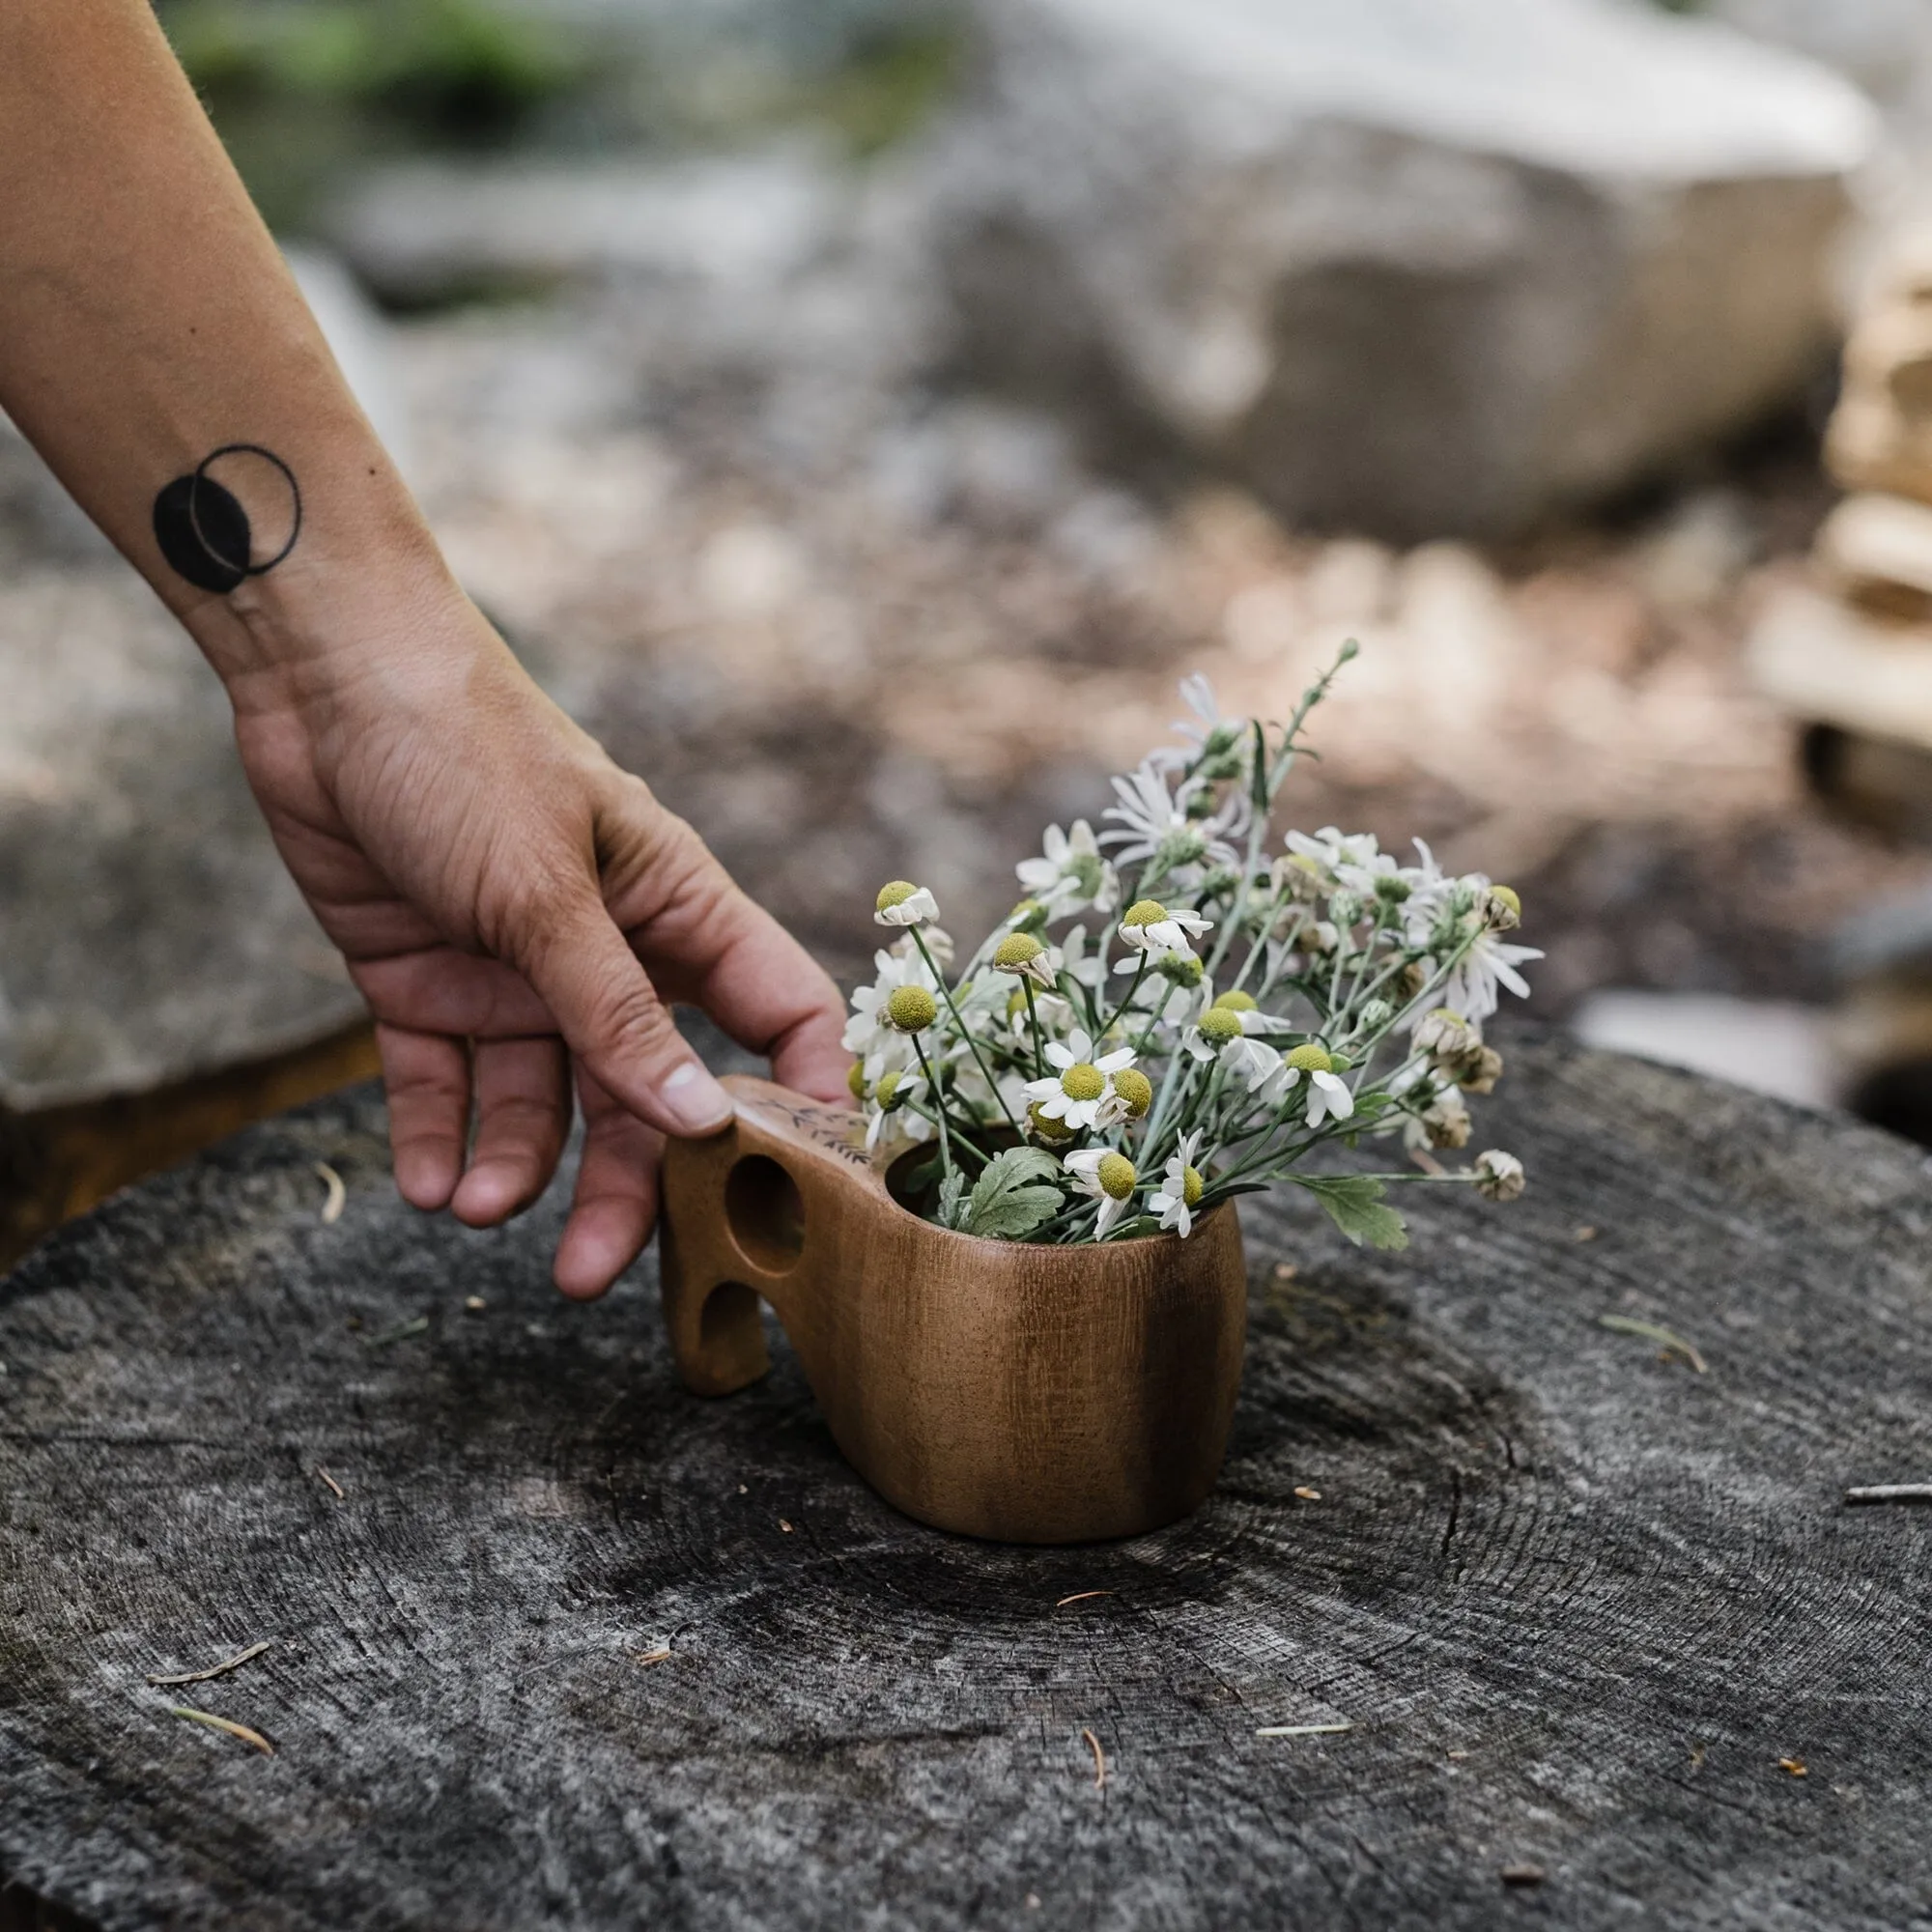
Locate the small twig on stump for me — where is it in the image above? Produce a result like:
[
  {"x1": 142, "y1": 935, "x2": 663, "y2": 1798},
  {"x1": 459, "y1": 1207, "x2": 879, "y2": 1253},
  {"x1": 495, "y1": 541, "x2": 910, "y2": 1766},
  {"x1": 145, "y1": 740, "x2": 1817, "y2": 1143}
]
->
[
  {"x1": 1844, "y1": 1485, "x2": 1932, "y2": 1506},
  {"x1": 1598, "y1": 1314, "x2": 1707, "y2": 1374},
  {"x1": 1256, "y1": 1722, "x2": 1352, "y2": 1739},
  {"x1": 314, "y1": 1162, "x2": 346, "y2": 1225},
  {"x1": 147, "y1": 1640, "x2": 271, "y2": 1688},
  {"x1": 167, "y1": 1707, "x2": 274, "y2": 1755},
  {"x1": 1055, "y1": 1591, "x2": 1113, "y2": 1608},
  {"x1": 1081, "y1": 1727, "x2": 1107, "y2": 1789},
  {"x1": 315, "y1": 1466, "x2": 345, "y2": 1500}
]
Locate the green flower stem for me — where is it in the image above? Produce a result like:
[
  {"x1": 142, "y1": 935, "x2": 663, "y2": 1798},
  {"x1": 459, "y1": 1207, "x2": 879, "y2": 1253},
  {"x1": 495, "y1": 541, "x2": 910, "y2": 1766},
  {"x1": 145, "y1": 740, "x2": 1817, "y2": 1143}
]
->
[
  {"x1": 911, "y1": 929, "x2": 1018, "y2": 1131},
  {"x1": 908, "y1": 1033, "x2": 956, "y2": 1192},
  {"x1": 1020, "y1": 977, "x2": 1046, "y2": 1079},
  {"x1": 1098, "y1": 950, "x2": 1151, "y2": 1038}
]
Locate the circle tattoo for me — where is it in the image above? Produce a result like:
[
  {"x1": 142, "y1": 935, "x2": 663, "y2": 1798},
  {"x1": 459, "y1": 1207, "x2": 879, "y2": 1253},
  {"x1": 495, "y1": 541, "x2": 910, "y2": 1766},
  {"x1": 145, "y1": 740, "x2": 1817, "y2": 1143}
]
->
[{"x1": 153, "y1": 443, "x2": 302, "y2": 593}]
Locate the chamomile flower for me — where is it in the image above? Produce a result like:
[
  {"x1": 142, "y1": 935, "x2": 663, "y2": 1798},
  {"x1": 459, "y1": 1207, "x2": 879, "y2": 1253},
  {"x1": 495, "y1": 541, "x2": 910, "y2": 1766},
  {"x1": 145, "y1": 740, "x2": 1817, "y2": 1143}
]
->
[
  {"x1": 1099, "y1": 761, "x2": 1247, "y2": 874},
  {"x1": 1474, "y1": 1149, "x2": 1526, "y2": 1201},
  {"x1": 1119, "y1": 898, "x2": 1214, "y2": 955},
  {"x1": 1437, "y1": 926, "x2": 1542, "y2": 1025},
  {"x1": 1015, "y1": 820, "x2": 1119, "y2": 919},
  {"x1": 874, "y1": 881, "x2": 940, "y2": 928},
  {"x1": 1403, "y1": 1086, "x2": 1470, "y2": 1151},
  {"x1": 863, "y1": 1069, "x2": 931, "y2": 1153},
  {"x1": 1149, "y1": 1130, "x2": 1207, "y2": 1237},
  {"x1": 1278, "y1": 1043, "x2": 1353, "y2": 1127},
  {"x1": 1023, "y1": 1028, "x2": 1139, "y2": 1130},
  {"x1": 1151, "y1": 676, "x2": 1249, "y2": 781},
  {"x1": 1063, "y1": 1147, "x2": 1138, "y2": 1238},
  {"x1": 842, "y1": 945, "x2": 939, "y2": 1065},
  {"x1": 992, "y1": 930, "x2": 1058, "y2": 989}
]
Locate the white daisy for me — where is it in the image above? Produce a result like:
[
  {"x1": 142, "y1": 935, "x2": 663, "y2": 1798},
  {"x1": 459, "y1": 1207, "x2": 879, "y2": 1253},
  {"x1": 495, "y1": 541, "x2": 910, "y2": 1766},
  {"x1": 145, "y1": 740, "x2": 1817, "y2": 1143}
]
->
[
  {"x1": 1023, "y1": 1028, "x2": 1139, "y2": 1130},
  {"x1": 874, "y1": 881, "x2": 940, "y2": 928},
  {"x1": 1015, "y1": 820, "x2": 1119, "y2": 919},
  {"x1": 1098, "y1": 761, "x2": 1248, "y2": 872},
  {"x1": 1278, "y1": 1044, "x2": 1354, "y2": 1127},
  {"x1": 1063, "y1": 1147, "x2": 1138, "y2": 1239},
  {"x1": 863, "y1": 1070, "x2": 931, "y2": 1154},
  {"x1": 842, "y1": 946, "x2": 938, "y2": 1064},
  {"x1": 1119, "y1": 898, "x2": 1214, "y2": 955},
  {"x1": 1149, "y1": 1130, "x2": 1207, "y2": 1238},
  {"x1": 1438, "y1": 928, "x2": 1543, "y2": 1025},
  {"x1": 1151, "y1": 676, "x2": 1248, "y2": 779},
  {"x1": 1474, "y1": 1150, "x2": 1525, "y2": 1202}
]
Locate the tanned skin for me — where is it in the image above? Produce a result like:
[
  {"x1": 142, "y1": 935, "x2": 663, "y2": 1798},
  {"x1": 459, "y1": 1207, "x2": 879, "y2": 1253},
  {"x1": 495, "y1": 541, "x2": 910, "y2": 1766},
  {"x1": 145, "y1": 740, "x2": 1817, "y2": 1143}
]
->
[{"x1": 0, "y1": 0, "x2": 849, "y2": 1296}]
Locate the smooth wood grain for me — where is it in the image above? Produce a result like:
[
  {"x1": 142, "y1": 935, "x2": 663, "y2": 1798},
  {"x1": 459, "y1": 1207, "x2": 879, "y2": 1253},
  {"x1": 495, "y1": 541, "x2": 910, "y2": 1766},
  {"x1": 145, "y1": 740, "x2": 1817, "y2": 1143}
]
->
[
  {"x1": 5, "y1": 1031, "x2": 1932, "y2": 1929},
  {"x1": 659, "y1": 1076, "x2": 1247, "y2": 1543}
]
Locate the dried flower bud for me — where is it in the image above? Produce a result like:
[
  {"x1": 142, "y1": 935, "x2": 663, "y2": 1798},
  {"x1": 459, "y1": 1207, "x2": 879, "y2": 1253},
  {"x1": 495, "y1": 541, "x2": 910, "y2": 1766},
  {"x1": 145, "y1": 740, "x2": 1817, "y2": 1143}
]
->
[
  {"x1": 1422, "y1": 1090, "x2": 1471, "y2": 1149},
  {"x1": 1474, "y1": 1149, "x2": 1525, "y2": 1201},
  {"x1": 1398, "y1": 960, "x2": 1430, "y2": 1000},
  {"x1": 884, "y1": 985, "x2": 938, "y2": 1032},
  {"x1": 1008, "y1": 898, "x2": 1050, "y2": 933},
  {"x1": 1113, "y1": 1067, "x2": 1153, "y2": 1118},
  {"x1": 1458, "y1": 1046, "x2": 1504, "y2": 1094},
  {"x1": 1414, "y1": 1008, "x2": 1478, "y2": 1062}
]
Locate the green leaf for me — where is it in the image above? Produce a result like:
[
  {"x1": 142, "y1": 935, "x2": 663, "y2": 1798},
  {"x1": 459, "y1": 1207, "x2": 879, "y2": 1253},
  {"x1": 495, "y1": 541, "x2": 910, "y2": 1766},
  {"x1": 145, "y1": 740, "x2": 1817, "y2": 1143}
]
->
[
  {"x1": 937, "y1": 1170, "x2": 968, "y2": 1233},
  {"x1": 1291, "y1": 1174, "x2": 1409, "y2": 1252},
  {"x1": 964, "y1": 1147, "x2": 1065, "y2": 1240}
]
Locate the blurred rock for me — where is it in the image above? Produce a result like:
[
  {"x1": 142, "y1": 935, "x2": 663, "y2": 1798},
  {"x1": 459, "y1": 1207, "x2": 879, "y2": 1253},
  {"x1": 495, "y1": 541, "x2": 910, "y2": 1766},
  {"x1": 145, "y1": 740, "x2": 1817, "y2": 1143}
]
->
[
  {"x1": 1571, "y1": 988, "x2": 1836, "y2": 1108},
  {"x1": 933, "y1": 0, "x2": 1876, "y2": 540},
  {"x1": 325, "y1": 146, "x2": 844, "y2": 307},
  {"x1": 0, "y1": 576, "x2": 366, "y2": 1113},
  {"x1": 285, "y1": 245, "x2": 415, "y2": 483}
]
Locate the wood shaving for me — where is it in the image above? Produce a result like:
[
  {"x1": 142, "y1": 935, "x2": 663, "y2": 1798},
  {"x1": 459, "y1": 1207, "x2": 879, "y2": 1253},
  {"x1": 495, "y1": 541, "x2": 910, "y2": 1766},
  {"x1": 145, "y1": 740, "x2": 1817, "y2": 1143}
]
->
[
  {"x1": 167, "y1": 1706, "x2": 274, "y2": 1755},
  {"x1": 1598, "y1": 1313, "x2": 1707, "y2": 1374},
  {"x1": 147, "y1": 1640, "x2": 271, "y2": 1687},
  {"x1": 314, "y1": 1161, "x2": 346, "y2": 1225},
  {"x1": 1081, "y1": 1727, "x2": 1106, "y2": 1789}
]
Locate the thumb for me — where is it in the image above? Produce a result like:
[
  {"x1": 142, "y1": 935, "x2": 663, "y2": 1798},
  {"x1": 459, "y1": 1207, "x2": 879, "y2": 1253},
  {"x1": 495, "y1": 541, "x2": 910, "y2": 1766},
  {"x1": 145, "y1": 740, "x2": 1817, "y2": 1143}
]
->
[{"x1": 512, "y1": 877, "x2": 732, "y2": 1138}]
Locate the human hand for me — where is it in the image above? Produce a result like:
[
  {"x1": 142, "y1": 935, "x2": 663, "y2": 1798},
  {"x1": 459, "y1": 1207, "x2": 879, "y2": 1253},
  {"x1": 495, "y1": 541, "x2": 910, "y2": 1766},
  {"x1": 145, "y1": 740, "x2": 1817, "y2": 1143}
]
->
[{"x1": 218, "y1": 580, "x2": 849, "y2": 1299}]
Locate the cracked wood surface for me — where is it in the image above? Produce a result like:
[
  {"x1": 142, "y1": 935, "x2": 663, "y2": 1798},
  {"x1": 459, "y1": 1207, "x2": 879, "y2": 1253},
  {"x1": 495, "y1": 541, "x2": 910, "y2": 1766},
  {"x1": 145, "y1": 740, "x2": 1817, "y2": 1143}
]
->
[{"x1": 3, "y1": 1031, "x2": 1932, "y2": 1929}]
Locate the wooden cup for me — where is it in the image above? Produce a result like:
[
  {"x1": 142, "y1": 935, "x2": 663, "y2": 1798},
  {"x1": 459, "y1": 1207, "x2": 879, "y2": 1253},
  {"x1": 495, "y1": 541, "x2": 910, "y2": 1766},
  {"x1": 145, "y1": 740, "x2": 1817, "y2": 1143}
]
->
[{"x1": 659, "y1": 1076, "x2": 1247, "y2": 1544}]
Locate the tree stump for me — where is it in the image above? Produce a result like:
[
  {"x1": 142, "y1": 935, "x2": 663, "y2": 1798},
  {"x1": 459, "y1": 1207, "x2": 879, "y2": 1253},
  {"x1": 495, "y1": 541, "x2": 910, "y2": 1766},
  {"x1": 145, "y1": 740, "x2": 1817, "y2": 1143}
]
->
[{"x1": 4, "y1": 1031, "x2": 1931, "y2": 1929}]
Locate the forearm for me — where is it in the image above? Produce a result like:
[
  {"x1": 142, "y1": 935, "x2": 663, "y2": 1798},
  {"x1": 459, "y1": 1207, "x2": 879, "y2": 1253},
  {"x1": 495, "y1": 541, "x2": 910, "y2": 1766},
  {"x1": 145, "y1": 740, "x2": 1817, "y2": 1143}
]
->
[{"x1": 0, "y1": 0, "x2": 454, "y2": 706}]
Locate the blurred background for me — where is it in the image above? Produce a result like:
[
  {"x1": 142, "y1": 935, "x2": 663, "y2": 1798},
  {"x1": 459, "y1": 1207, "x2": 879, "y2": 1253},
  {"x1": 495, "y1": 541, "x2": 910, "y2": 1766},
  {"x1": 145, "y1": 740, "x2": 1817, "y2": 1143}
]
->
[{"x1": 9, "y1": 0, "x2": 1932, "y2": 1259}]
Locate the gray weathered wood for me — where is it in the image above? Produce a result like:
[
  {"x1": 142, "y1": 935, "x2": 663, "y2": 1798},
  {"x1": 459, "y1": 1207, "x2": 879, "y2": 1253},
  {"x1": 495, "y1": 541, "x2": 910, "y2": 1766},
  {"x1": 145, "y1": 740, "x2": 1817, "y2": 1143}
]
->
[{"x1": 4, "y1": 1031, "x2": 1932, "y2": 1929}]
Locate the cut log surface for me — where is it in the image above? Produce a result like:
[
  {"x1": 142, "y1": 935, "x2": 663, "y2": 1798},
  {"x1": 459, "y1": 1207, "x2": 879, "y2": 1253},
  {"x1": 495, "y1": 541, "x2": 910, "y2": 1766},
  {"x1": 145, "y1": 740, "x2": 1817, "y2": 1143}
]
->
[{"x1": 4, "y1": 1032, "x2": 1932, "y2": 1929}]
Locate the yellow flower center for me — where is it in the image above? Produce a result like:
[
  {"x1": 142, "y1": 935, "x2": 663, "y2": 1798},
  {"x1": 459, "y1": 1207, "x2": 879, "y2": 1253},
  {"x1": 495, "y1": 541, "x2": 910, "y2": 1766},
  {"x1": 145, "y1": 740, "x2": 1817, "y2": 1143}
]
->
[
  {"x1": 1286, "y1": 1042, "x2": 1332, "y2": 1073},
  {"x1": 1006, "y1": 988, "x2": 1029, "y2": 1019},
  {"x1": 994, "y1": 932, "x2": 1044, "y2": 968},
  {"x1": 1181, "y1": 1165, "x2": 1204, "y2": 1208},
  {"x1": 886, "y1": 984, "x2": 937, "y2": 1032},
  {"x1": 1096, "y1": 1151, "x2": 1137, "y2": 1201},
  {"x1": 1028, "y1": 1102, "x2": 1075, "y2": 1142},
  {"x1": 1060, "y1": 1063, "x2": 1105, "y2": 1102},
  {"x1": 1113, "y1": 1067, "x2": 1153, "y2": 1118},
  {"x1": 875, "y1": 880, "x2": 919, "y2": 912},
  {"x1": 1490, "y1": 885, "x2": 1520, "y2": 918},
  {"x1": 846, "y1": 1061, "x2": 867, "y2": 1099},
  {"x1": 1198, "y1": 1009, "x2": 1244, "y2": 1043},
  {"x1": 1122, "y1": 898, "x2": 1168, "y2": 927},
  {"x1": 875, "y1": 1069, "x2": 904, "y2": 1108},
  {"x1": 1213, "y1": 990, "x2": 1257, "y2": 1011}
]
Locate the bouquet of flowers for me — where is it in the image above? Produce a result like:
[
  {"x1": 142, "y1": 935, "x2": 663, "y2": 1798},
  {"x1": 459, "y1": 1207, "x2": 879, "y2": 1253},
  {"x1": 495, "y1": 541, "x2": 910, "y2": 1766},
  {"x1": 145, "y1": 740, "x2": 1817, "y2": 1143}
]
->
[{"x1": 842, "y1": 645, "x2": 1538, "y2": 1249}]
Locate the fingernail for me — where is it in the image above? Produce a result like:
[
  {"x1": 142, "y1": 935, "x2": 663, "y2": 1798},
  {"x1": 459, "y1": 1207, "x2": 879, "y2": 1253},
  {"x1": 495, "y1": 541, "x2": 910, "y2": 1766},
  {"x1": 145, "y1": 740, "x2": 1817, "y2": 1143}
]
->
[{"x1": 661, "y1": 1061, "x2": 732, "y2": 1134}]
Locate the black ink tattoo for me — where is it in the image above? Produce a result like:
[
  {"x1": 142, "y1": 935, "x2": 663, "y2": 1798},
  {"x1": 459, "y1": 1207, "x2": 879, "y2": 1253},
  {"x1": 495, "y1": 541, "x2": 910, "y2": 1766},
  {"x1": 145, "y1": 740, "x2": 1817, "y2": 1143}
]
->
[{"x1": 153, "y1": 443, "x2": 302, "y2": 593}]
